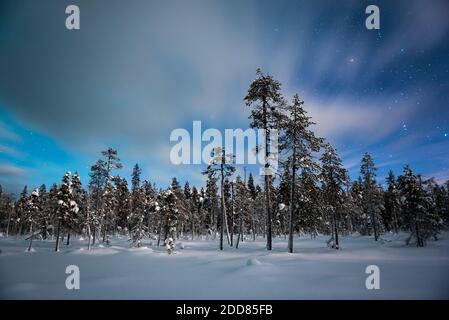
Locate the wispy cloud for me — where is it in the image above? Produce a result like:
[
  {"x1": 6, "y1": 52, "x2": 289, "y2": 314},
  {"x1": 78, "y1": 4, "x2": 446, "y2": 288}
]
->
[{"x1": 0, "y1": 164, "x2": 26, "y2": 176}]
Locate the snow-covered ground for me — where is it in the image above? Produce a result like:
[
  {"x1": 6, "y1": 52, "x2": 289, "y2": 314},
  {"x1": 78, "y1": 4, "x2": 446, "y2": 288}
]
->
[{"x1": 1, "y1": 232, "x2": 449, "y2": 299}]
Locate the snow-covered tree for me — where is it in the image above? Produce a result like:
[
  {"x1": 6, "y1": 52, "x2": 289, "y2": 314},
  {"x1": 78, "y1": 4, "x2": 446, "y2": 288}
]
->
[
  {"x1": 320, "y1": 143, "x2": 349, "y2": 249},
  {"x1": 279, "y1": 94, "x2": 323, "y2": 253},
  {"x1": 15, "y1": 186, "x2": 29, "y2": 236},
  {"x1": 101, "y1": 148, "x2": 122, "y2": 243},
  {"x1": 0, "y1": 185, "x2": 15, "y2": 237},
  {"x1": 397, "y1": 165, "x2": 441, "y2": 246},
  {"x1": 360, "y1": 153, "x2": 384, "y2": 241},
  {"x1": 163, "y1": 187, "x2": 178, "y2": 253},
  {"x1": 88, "y1": 159, "x2": 107, "y2": 245},
  {"x1": 129, "y1": 186, "x2": 147, "y2": 247},
  {"x1": 55, "y1": 172, "x2": 78, "y2": 251},
  {"x1": 234, "y1": 175, "x2": 249, "y2": 248},
  {"x1": 245, "y1": 68, "x2": 285, "y2": 251},
  {"x1": 202, "y1": 147, "x2": 235, "y2": 250},
  {"x1": 384, "y1": 171, "x2": 401, "y2": 233},
  {"x1": 26, "y1": 187, "x2": 42, "y2": 251},
  {"x1": 203, "y1": 176, "x2": 219, "y2": 237},
  {"x1": 113, "y1": 176, "x2": 130, "y2": 234}
]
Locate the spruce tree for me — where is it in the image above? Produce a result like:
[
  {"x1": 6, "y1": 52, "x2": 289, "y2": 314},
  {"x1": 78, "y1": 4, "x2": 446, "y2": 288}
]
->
[{"x1": 319, "y1": 143, "x2": 349, "y2": 249}]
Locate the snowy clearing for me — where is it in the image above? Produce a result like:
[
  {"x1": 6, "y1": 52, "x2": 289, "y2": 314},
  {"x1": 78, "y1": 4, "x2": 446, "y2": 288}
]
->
[{"x1": 1, "y1": 232, "x2": 449, "y2": 299}]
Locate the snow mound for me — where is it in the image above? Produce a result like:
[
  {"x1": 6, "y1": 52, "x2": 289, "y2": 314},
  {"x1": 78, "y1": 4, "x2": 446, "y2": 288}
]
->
[
  {"x1": 178, "y1": 242, "x2": 185, "y2": 249},
  {"x1": 129, "y1": 246, "x2": 153, "y2": 253},
  {"x1": 72, "y1": 248, "x2": 119, "y2": 255},
  {"x1": 25, "y1": 248, "x2": 36, "y2": 253},
  {"x1": 246, "y1": 258, "x2": 262, "y2": 266}
]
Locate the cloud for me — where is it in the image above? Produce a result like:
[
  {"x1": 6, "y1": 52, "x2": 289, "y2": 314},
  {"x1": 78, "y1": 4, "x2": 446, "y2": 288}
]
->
[
  {"x1": 0, "y1": 164, "x2": 26, "y2": 176},
  {"x1": 0, "y1": 0, "x2": 447, "y2": 189},
  {"x1": 0, "y1": 144, "x2": 25, "y2": 158},
  {"x1": 0, "y1": 121, "x2": 21, "y2": 142}
]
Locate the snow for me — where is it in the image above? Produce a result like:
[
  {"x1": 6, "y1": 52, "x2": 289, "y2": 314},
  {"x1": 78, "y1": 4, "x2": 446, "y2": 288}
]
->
[
  {"x1": 1, "y1": 232, "x2": 449, "y2": 299},
  {"x1": 246, "y1": 258, "x2": 262, "y2": 266}
]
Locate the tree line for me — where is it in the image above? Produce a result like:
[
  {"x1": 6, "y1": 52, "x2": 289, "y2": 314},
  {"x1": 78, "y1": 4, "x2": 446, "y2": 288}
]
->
[{"x1": 0, "y1": 69, "x2": 448, "y2": 253}]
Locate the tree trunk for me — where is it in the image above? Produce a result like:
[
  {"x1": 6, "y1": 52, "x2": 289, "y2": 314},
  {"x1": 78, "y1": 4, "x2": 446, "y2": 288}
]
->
[
  {"x1": 157, "y1": 210, "x2": 163, "y2": 246},
  {"x1": 27, "y1": 223, "x2": 34, "y2": 252},
  {"x1": 55, "y1": 220, "x2": 61, "y2": 252},
  {"x1": 66, "y1": 233, "x2": 70, "y2": 245},
  {"x1": 92, "y1": 226, "x2": 96, "y2": 245},
  {"x1": 333, "y1": 211, "x2": 339, "y2": 249},
  {"x1": 220, "y1": 183, "x2": 225, "y2": 251},
  {"x1": 220, "y1": 157, "x2": 226, "y2": 251},
  {"x1": 230, "y1": 190, "x2": 234, "y2": 247},
  {"x1": 371, "y1": 210, "x2": 378, "y2": 241},
  {"x1": 6, "y1": 209, "x2": 12, "y2": 238},
  {"x1": 191, "y1": 209, "x2": 195, "y2": 241},
  {"x1": 288, "y1": 166, "x2": 296, "y2": 253},
  {"x1": 87, "y1": 225, "x2": 91, "y2": 250}
]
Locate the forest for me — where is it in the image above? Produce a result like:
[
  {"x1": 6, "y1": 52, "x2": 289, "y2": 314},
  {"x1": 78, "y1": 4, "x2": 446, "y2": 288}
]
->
[{"x1": 0, "y1": 69, "x2": 448, "y2": 254}]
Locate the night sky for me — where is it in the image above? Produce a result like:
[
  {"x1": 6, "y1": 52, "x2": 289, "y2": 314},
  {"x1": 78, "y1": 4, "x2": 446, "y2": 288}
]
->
[{"x1": 1, "y1": 0, "x2": 448, "y2": 195}]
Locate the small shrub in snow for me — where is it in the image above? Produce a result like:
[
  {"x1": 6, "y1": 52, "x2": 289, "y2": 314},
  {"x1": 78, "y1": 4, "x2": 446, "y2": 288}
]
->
[{"x1": 166, "y1": 237, "x2": 176, "y2": 254}]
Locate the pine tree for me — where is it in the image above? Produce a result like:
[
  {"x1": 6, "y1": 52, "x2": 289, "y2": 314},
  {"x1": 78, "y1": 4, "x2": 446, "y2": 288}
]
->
[
  {"x1": 65, "y1": 172, "x2": 84, "y2": 245},
  {"x1": 234, "y1": 174, "x2": 249, "y2": 248},
  {"x1": 163, "y1": 187, "x2": 178, "y2": 254},
  {"x1": 298, "y1": 168, "x2": 323, "y2": 238},
  {"x1": 15, "y1": 186, "x2": 29, "y2": 236},
  {"x1": 131, "y1": 163, "x2": 141, "y2": 192},
  {"x1": 88, "y1": 160, "x2": 107, "y2": 246},
  {"x1": 113, "y1": 176, "x2": 130, "y2": 234},
  {"x1": 143, "y1": 180, "x2": 157, "y2": 238},
  {"x1": 223, "y1": 178, "x2": 232, "y2": 245},
  {"x1": 101, "y1": 148, "x2": 122, "y2": 242},
  {"x1": 129, "y1": 186, "x2": 147, "y2": 247},
  {"x1": 202, "y1": 147, "x2": 235, "y2": 250},
  {"x1": 319, "y1": 143, "x2": 349, "y2": 249},
  {"x1": 26, "y1": 187, "x2": 42, "y2": 251},
  {"x1": 423, "y1": 178, "x2": 445, "y2": 240},
  {"x1": 36, "y1": 184, "x2": 50, "y2": 240},
  {"x1": 130, "y1": 164, "x2": 145, "y2": 241},
  {"x1": 384, "y1": 171, "x2": 401, "y2": 233},
  {"x1": 45, "y1": 184, "x2": 59, "y2": 240},
  {"x1": 55, "y1": 172, "x2": 78, "y2": 251},
  {"x1": 245, "y1": 68, "x2": 285, "y2": 250},
  {"x1": 204, "y1": 176, "x2": 219, "y2": 237},
  {"x1": 0, "y1": 185, "x2": 14, "y2": 237},
  {"x1": 279, "y1": 94, "x2": 323, "y2": 253},
  {"x1": 171, "y1": 177, "x2": 188, "y2": 238},
  {"x1": 360, "y1": 153, "x2": 383, "y2": 241},
  {"x1": 102, "y1": 180, "x2": 117, "y2": 244},
  {"x1": 397, "y1": 165, "x2": 441, "y2": 246},
  {"x1": 246, "y1": 173, "x2": 257, "y2": 240}
]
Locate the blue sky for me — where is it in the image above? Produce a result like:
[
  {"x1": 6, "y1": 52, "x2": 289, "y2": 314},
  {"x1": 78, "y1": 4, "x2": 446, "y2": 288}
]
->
[{"x1": 1, "y1": 0, "x2": 449, "y2": 195}]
